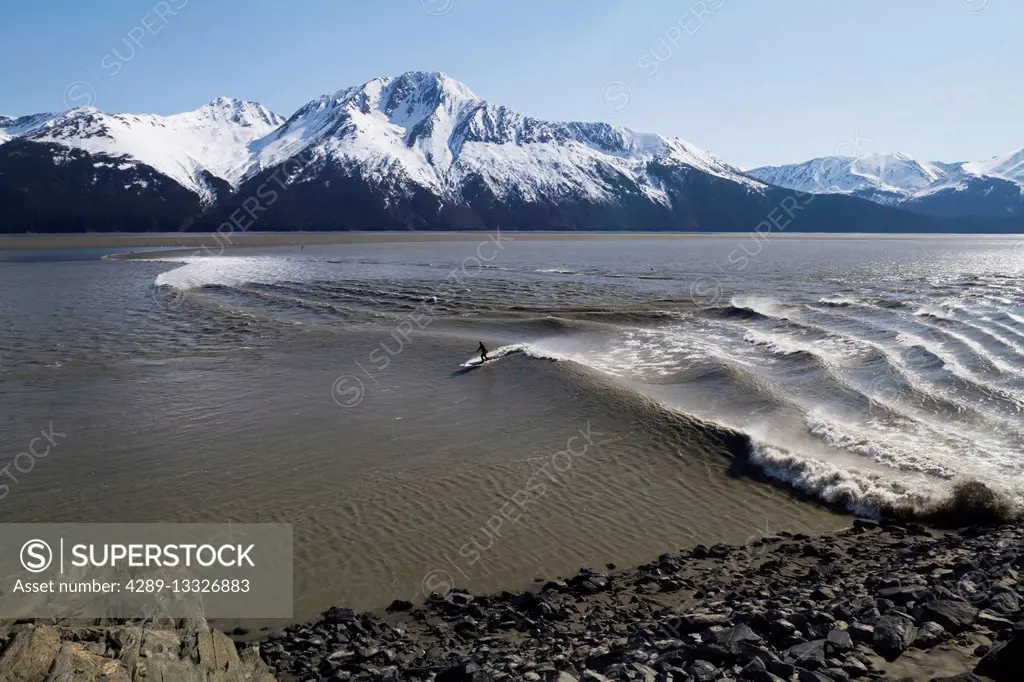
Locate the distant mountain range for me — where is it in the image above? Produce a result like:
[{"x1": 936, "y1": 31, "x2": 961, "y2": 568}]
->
[
  {"x1": 749, "y1": 150, "x2": 1024, "y2": 222},
  {"x1": 1, "y1": 72, "x2": 1019, "y2": 233}
]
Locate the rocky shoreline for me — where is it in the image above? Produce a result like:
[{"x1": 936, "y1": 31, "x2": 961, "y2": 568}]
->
[
  {"x1": 2, "y1": 519, "x2": 1020, "y2": 681},
  {"x1": 260, "y1": 519, "x2": 1022, "y2": 682}
]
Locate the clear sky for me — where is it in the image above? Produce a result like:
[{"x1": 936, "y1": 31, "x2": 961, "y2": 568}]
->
[{"x1": 3, "y1": 0, "x2": 1020, "y2": 168}]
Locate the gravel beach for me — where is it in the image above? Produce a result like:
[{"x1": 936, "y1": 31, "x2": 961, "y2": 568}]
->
[
  {"x1": 2, "y1": 519, "x2": 1021, "y2": 681},
  {"x1": 252, "y1": 517, "x2": 1023, "y2": 681}
]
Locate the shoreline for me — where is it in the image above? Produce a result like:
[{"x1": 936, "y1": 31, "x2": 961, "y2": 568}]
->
[
  {"x1": 5, "y1": 518, "x2": 1020, "y2": 680},
  {"x1": 256, "y1": 518, "x2": 1022, "y2": 681},
  {"x1": 1, "y1": 230, "x2": 1019, "y2": 252}
]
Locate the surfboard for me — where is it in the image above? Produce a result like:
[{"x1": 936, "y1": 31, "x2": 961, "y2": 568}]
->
[{"x1": 460, "y1": 357, "x2": 489, "y2": 368}]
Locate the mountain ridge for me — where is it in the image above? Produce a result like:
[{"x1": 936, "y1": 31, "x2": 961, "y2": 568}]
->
[
  {"x1": 749, "y1": 149, "x2": 1024, "y2": 220},
  {"x1": 1, "y1": 72, "x2": 1018, "y2": 233}
]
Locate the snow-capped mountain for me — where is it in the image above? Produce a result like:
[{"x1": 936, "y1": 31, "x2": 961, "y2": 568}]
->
[
  {"x1": 242, "y1": 71, "x2": 764, "y2": 205},
  {"x1": 0, "y1": 72, "x2": 1011, "y2": 233},
  {"x1": 0, "y1": 112, "x2": 59, "y2": 144},
  {"x1": 209, "y1": 72, "x2": 957, "y2": 233},
  {"x1": 748, "y1": 153, "x2": 948, "y2": 203},
  {"x1": 749, "y1": 150, "x2": 1024, "y2": 220},
  {"x1": 2, "y1": 98, "x2": 283, "y2": 203},
  {"x1": 964, "y1": 148, "x2": 1024, "y2": 184}
]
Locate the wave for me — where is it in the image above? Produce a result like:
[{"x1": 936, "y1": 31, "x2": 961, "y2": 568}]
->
[
  {"x1": 817, "y1": 295, "x2": 860, "y2": 307},
  {"x1": 747, "y1": 443, "x2": 1018, "y2": 525},
  {"x1": 497, "y1": 339, "x2": 1022, "y2": 524},
  {"x1": 708, "y1": 305, "x2": 772, "y2": 322},
  {"x1": 729, "y1": 295, "x2": 804, "y2": 320},
  {"x1": 143, "y1": 252, "x2": 1024, "y2": 526},
  {"x1": 912, "y1": 319, "x2": 1024, "y2": 381}
]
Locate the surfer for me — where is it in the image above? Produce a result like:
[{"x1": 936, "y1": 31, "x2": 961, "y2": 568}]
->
[{"x1": 477, "y1": 341, "x2": 488, "y2": 362}]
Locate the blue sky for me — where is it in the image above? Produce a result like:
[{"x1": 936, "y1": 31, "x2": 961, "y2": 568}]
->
[{"x1": 3, "y1": 0, "x2": 1020, "y2": 168}]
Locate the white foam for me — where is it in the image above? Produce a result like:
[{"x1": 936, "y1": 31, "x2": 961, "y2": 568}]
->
[
  {"x1": 730, "y1": 294, "x2": 803, "y2": 320},
  {"x1": 748, "y1": 442, "x2": 939, "y2": 517},
  {"x1": 818, "y1": 295, "x2": 860, "y2": 307}
]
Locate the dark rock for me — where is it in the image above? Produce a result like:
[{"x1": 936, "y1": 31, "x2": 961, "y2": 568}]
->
[
  {"x1": 323, "y1": 606, "x2": 356, "y2": 624},
  {"x1": 734, "y1": 642, "x2": 781, "y2": 667},
  {"x1": 386, "y1": 599, "x2": 413, "y2": 613},
  {"x1": 807, "y1": 621, "x2": 835, "y2": 640},
  {"x1": 768, "y1": 660, "x2": 797, "y2": 678},
  {"x1": 872, "y1": 615, "x2": 916, "y2": 661},
  {"x1": 585, "y1": 645, "x2": 626, "y2": 672},
  {"x1": 920, "y1": 600, "x2": 979, "y2": 634},
  {"x1": 717, "y1": 624, "x2": 763, "y2": 651},
  {"x1": 665, "y1": 612, "x2": 733, "y2": 635},
  {"x1": 741, "y1": 655, "x2": 765, "y2": 675},
  {"x1": 875, "y1": 598, "x2": 897, "y2": 614},
  {"x1": 811, "y1": 587, "x2": 836, "y2": 601},
  {"x1": 658, "y1": 577, "x2": 685, "y2": 592},
  {"x1": 570, "y1": 573, "x2": 610, "y2": 595},
  {"x1": 840, "y1": 657, "x2": 869, "y2": 678},
  {"x1": 708, "y1": 543, "x2": 732, "y2": 558},
  {"x1": 695, "y1": 643, "x2": 733, "y2": 665},
  {"x1": 877, "y1": 586, "x2": 928, "y2": 604},
  {"x1": 436, "y1": 661, "x2": 492, "y2": 682},
  {"x1": 654, "y1": 645, "x2": 697, "y2": 667},
  {"x1": 689, "y1": 660, "x2": 719, "y2": 682},
  {"x1": 987, "y1": 591, "x2": 1020, "y2": 616},
  {"x1": 770, "y1": 619, "x2": 798, "y2": 639},
  {"x1": 784, "y1": 640, "x2": 827, "y2": 667},
  {"x1": 975, "y1": 629, "x2": 1024, "y2": 681},
  {"x1": 976, "y1": 609, "x2": 1015, "y2": 632},
  {"x1": 824, "y1": 629, "x2": 853, "y2": 655},
  {"x1": 914, "y1": 621, "x2": 946, "y2": 648}
]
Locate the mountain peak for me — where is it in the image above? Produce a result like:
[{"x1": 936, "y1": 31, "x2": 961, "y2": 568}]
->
[
  {"x1": 66, "y1": 106, "x2": 102, "y2": 117},
  {"x1": 390, "y1": 71, "x2": 480, "y2": 100},
  {"x1": 188, "y1": 97, "x2": 285, "y2": 129},
  {"x1": 964, "y1": 146, "x2": 1024, "y2": 183}
]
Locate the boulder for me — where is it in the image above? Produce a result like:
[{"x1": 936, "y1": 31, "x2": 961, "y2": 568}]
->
[
  {"x1": 717, "y1": 624, "x2": 763, "y2": 651},
  {"x1": 986, "y1": 591, "x2": 1020, "y2": 616},
  {"x1": 0, "y1": 621, "x2": 274, "y2": 682},
  {"x1": 824, "y1": 628, "x2": 853, "y2": 655},
  {"x1": 0, "y1": 626, "x2": 62, "y2": 681},
  {"x1": 784, "y1": 639, "x2": 827, "y2": 668},
  {"x1": 914, "y1": 621, "x2": 946, "y2": 648},
  {"x1": 689, "y1": 659, "x2": 720, "y2": 682},
  {"x1": 877, "y1": 586, "x2": 928, "y2": 604},
  {"x1": 872, "y1": 615, "x2": 917, "y2": 661},
  {"x1": 920, "y1": 600, "x2": 979, "y2": 634}
]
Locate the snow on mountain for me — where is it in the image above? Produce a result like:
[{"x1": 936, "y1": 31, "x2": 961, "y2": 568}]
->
[
  {"x1": 246, "y1": 71, "x2": 764, "y2": 206},
  {"x1": 747, "y1": 152, "x2": 947, "y2": 202},
  {"x1": 0, "y1": 112, "x2": 60, "y2": 145},
  {"x1": 964, "y1": 147, "x2": 1024, "y2": 184},
  {"x1": 750, "y1": 149, "x2": 1024, "y2": 219},
  {"x1": 4, "y1": 72, "x2": 1017, "y2": 229},
  {"x1": 12, "y1": 99, "x2": 284, "y2": 203}
]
